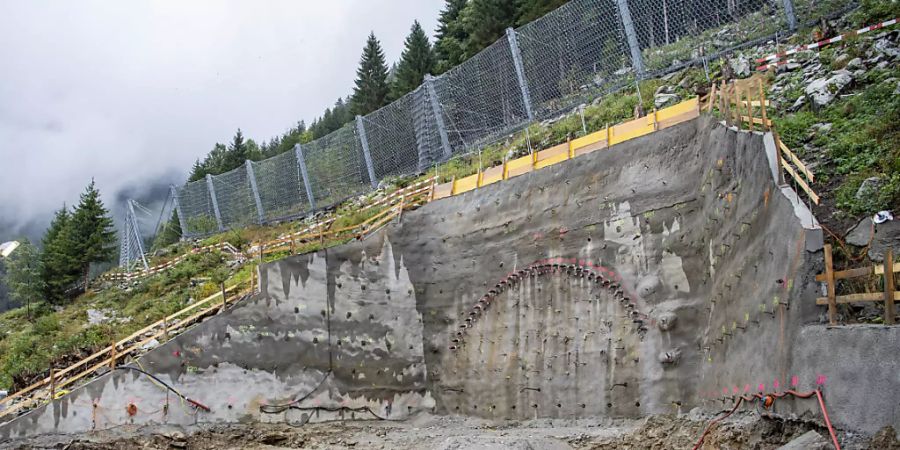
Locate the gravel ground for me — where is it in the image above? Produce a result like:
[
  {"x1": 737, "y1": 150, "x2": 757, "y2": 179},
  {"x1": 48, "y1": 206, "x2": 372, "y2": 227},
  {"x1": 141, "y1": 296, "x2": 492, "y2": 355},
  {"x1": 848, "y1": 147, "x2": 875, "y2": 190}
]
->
[{"x1": 6, "y1": 410, "x2": 896, "y2": 450}]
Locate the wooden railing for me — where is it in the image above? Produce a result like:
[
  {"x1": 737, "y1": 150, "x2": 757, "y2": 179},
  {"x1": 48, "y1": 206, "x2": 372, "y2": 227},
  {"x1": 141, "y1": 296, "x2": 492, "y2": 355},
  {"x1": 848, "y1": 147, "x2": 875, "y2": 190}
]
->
[
  {"x1": 707, "y1": 76, "x2": 819, "y2": 206},
  {"x1": 99, "y1": 242, "x2": 243, "y2": 283},
  {"x1": 0, "y1": 179, "x2": 437, "y2": 421},
  {"x1": 0, "y1": 279, "x2": 254, "y2": 419},
  {"x1": 816, "y1": 245, "x2": 897, "y2": 325},
  {"x1": 256, "y1": 182, "x2": 433, "y2": 258}
]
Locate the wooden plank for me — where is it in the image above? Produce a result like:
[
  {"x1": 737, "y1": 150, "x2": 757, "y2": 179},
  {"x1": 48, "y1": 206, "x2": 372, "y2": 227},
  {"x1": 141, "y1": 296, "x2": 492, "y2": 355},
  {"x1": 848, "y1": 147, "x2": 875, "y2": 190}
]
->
[
  {"x1": 609, "y1": 115, "x2": 654, "y2": 145},
  {"x1": 778, "y1": 140, "x2": 814, "y2": 182},
  {"x1": 817, "y1": 292, "x2": 900, "y2": 305},
  {"x1": 886, "y1": 250, "x2": 896, "y2": 325},
  {"x1": 658, "y1": 109, "x2": 700, "y2": 130},
  {"x1": 740, "y1": 116, "x2": 772, "y2": 127},
  {"x1": 758, "y1": 79, "x2": 769, "y2": 131},
  {"x1": 480, "y1": 165, "x2": 504, "y2": 187},
  {"x1": 782, "y1": 161, "x2": 820, "y2": 205},
  {"x1": 874, "y1": 262, "x2": 900, "y2": 275},
  {"x1": 824, "y1": 244, "x2": 837, "y2": 325},
  {"x1": 706, "y1": 84, "x2": 717, "y2": 113},
  {"x1": 505, "y1": 154, "x2": 534, "y2": 179},
  {"x1": 430, "y1": 181, "x2": 454, "y2": 200},
  {"x1": 570, "y1": 129, "x2": 605, "y2": 151},
  {"x1": 534, "y1": 142, "x2": 570, "y2": 169},
  {"x1": 815, "y1": 266, "x2": 873, "y2": 282},
  {"x1": 453, "y1": 173, "x2": 479, "y2": 194},
  {"x1": 573, "y1": 139, "x2": 607, "y2": 156},
  {"x1": 656, "y1": 97, "x2": 699, "y2": 122}
]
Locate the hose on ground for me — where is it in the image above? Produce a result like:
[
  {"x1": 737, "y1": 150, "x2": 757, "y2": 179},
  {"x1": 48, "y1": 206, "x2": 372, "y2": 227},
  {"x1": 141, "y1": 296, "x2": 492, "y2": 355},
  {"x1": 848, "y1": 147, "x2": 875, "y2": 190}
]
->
[
  {"x1": 258, "y1": 369, "x2": 333, "y2": 414},
  {"x1": 692, "y1": 389, "x2": 840, "y2": 450},
  {"x1": 112, "y1": 366, "x2": 210, "y2": 412}
]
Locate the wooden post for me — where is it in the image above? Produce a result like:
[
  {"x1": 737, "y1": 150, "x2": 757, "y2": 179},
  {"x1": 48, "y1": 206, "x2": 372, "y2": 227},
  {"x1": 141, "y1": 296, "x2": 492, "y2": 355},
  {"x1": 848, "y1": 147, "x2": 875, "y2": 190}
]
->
[
  {"x1": 397, "y1": 195, "x2": 405, "y2": 223},
  {"x1": 652, "y1": 108, "x2": 658, "y2": 131},
  {"x1": 289, "y1": 238, "x2": 295, "y2": 255},
  {"x1": 885, "y1": 249, "x2": 895, "y2": 325},
  {"x1": 707, "y1": 84, "x2": 717, "y2": 113},
  {"x1": 605, "y1": 123, "x2": 610, "y2": 146},
  {"x1": 746, "y1": 87, "x2": 754, "y2": 132},
  {"x1": 49, "y1": 368, "x2": 56, "y2": 400},
  {"x1": 824, "y1": 244, "x2": 837, "y2": 326},
  {"x1": 733, "y1": 85, "x2": 742, "y2": 130},
  {"x1": 163, "y1": 316, "x2": 169, "y2": 340},
  {"x1": 758, "y1": 78, "x2": 768, "y2": 131},
  {"x1": 221, "y1": 282, "x2": 227, "y2": 308},
  {"x1": 720, "y1": 80, "x2": 729, "y2": 126},
  {"x1": 109, "y1": 343, "x2": 117, "y2": 369}
]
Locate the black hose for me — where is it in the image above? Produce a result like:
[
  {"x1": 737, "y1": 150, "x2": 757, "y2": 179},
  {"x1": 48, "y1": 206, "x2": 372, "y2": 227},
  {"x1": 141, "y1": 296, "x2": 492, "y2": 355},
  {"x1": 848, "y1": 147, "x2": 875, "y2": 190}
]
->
[
  {"x1": 112, "y1": 366, "x2": 210, "y2": 412},
  {"x1": 258, "y1": 369, "x2": 333, "y2": 414}
]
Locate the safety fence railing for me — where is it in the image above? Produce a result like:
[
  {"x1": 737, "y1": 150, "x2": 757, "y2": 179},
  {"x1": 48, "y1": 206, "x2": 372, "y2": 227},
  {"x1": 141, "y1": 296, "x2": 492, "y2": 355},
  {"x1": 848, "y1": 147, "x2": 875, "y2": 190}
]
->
[
  {"x1": 817, "y1": 246, "x2": 898, "y2": 326},
  {"x1": 156, "y1": 0, "x2": 848, "y2": 242},
  {"x1": 101, "y1": 242, "x2": 243, "y2": 284},
  {"x1": 706, "y1": 75, "x2": 819, "y2": 206},
  {"x1": 0, "y1": 280, "x2": 254, "y2": 420},
  {"x1": 432, "y1": 97, "x2": 700, "y2": 199}
]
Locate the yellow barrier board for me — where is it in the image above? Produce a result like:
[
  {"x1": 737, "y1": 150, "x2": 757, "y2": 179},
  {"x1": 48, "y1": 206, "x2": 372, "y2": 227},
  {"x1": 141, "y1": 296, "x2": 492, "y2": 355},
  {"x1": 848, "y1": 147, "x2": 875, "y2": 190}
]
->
[
  {"x1": 480, "y1": 165, "x2": 504, "y2": 187},
  {"x1": 453, "y1": 173, "x2": 479, "y2": 195},
  {"x1": 535, "y1": 142, "x2": 570, "y2": 169},
  {"x1": 429, "y1": 97, "x2": 700, "y2": 202},
  {"x1": 505, "y1": 154, "x2": 534, "y2": 179},
  {"x1": 570, "y1": 130, "x2": 605, "y2": 152},
  {"x1": 610, "y1": 115, "x2": 655, "y2": 145},
  {"x1": 432, "y1": 181, "x2": 454, "y2": 200}
]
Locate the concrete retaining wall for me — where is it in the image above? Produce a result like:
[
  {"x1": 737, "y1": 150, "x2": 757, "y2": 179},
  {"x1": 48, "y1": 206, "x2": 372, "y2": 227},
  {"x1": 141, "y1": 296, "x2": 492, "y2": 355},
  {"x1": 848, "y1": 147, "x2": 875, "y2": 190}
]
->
[{"x1": 3, "y1": 116, "x2": 897, "y2": 444}]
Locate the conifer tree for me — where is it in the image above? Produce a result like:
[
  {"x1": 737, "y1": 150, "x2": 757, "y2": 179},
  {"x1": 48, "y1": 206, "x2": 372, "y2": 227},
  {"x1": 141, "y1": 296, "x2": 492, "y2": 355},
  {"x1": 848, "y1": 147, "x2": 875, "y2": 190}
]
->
[
  {"x1": 462, "y1": 0, "x2": 520, "y2": 58},
  {"x1": 40, "y1": 206, "x2": 79, "y2": 303},
  {"x1": 392, "y1": 21, "x2": 435, "y2": 99},
  {"x1": 69, "y1": 180, "x2": 116, "y2": 290},
  {"x1": 3, "y1": 239, "x2": 43, "y2": 319},
  {"x1": 350, "y1": 33, "x2": 390, "y2": 116},
  {"x1": 434, "y1": 0, "x2": 469, "y2": 73}
]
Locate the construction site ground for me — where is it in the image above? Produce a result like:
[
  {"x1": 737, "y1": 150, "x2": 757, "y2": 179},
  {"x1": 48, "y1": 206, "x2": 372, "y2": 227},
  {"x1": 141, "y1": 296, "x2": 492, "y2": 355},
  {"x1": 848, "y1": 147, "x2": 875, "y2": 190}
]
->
[{"x1": 9, "y1": 412, "x2": 895, "y2": 450}]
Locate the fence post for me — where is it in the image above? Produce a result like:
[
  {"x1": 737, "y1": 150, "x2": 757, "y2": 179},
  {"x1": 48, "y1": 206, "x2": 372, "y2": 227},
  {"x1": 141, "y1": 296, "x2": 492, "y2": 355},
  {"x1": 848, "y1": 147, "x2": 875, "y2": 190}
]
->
[
  {"x1": 294, "y1": 143, "x2": 316, "y2": 210},
  {"x1": 245, "y1": 160, "x2": 265, "y2": 224},
  {"x1": 49, "y1": 368, "x2": 56, "y2": 400},
  {"x1": 781, "y1": 0, "x2": 798, "y2": 32},
  {"x1": 169, "y1": 185, "x2": 189, "y2": 239},
  {"x1": 885, "y1": 249, "x2": 895, "y2": 325},
  {"x1": 424, "y1": 75, "x2": 453, "y2": 161},
  {"x1": 758, "y1": 79, "x2": 769, "y2": 130},
  {"x1": 109, "y1": 342, "x2": 118, "y2": 369},
  {"x1": 615, "y1": 0, "x2": 645, "y2": 78},
  {"x1": 824, "y1": 244, "x2": 837, "y2": 326},
  {"x1": 205, "y1": 174, "x2": 225, "y2": 231},
  {"x1": 505, "y1": 28, "x2": 534, "y2": 121},
  {"x1": 355, "y1": 115, "x2": 378, "y2": 189}
]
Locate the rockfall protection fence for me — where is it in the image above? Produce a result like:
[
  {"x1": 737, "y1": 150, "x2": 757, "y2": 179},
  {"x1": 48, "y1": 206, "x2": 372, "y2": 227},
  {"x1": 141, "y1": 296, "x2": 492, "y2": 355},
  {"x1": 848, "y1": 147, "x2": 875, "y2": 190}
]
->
[{"x1": 163, "y1": 0, "x2": 852, "y2": 240}]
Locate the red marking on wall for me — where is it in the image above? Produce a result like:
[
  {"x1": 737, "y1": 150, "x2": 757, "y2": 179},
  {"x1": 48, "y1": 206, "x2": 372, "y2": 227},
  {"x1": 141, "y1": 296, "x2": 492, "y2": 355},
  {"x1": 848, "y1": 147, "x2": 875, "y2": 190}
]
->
[
  {"x1": 791, "y1": 375, "x2": 799, "y2": 387},
  {"x1": 816, "y1": 374, "x2": 827, "y2": 386}
]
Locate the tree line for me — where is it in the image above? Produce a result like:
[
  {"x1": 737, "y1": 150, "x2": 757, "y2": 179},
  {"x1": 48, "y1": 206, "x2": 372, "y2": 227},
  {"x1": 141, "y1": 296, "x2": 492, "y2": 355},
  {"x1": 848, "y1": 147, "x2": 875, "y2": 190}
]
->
[
  {"x1": 184, "y1": 0, "x2": 569, "y2": 184},
  {"x1": 2, "y1": 181, "x2": 116, "y2": 317}
]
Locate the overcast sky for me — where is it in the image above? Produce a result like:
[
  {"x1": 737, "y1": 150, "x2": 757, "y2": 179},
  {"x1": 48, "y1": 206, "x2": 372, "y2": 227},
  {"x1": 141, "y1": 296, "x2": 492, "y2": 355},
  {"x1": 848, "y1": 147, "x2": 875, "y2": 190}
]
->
[{"x1": 0, "y1": 0, "x2": 443, "y2": 242}]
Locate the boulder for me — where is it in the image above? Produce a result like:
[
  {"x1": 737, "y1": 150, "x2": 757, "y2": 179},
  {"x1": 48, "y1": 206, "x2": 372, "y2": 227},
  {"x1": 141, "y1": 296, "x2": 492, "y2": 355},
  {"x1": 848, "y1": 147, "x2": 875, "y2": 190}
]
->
[
  {"x1": 856, "y1": 176, "x2": 884, "y2": 201},
  {"x1": 775, "y1": 430, "x2": 829, "y2": 449},
  {"x1": 655, "y1": 93, "x2": 681, "y2": 109},
  {"x1": 730, "y1": 54, "x2": 751, "y2": 77},
  {"x1": 805, "y1": 70, "x2": 853, "y2": 108},
  {"x1": 847, "y1": 57, "x2": 864, "y2": 70}
]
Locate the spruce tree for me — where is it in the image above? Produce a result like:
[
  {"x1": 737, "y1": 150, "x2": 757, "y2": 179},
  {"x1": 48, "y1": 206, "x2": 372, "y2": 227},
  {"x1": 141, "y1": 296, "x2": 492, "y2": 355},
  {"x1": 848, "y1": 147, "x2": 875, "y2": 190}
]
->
[
  {"x1": 515, "y1": 0, "x2": 568, "y2": 26},
  {"x1": 350, "y1": 32, "x2": 390, "y2": 116},
  {"x1": 462, "y1": 0, "x2": 519, "y2": 58},
  {"x1": 3, "y1": 239, "x2": 44, "y2": 319},
  {"x1": 223, "y1": 129, "x2": 247, "y2": 170},
  {"x1": 392, "y1": 21, "x2": 435, "y2": 99},
  {"x1": 41, "y1": 206, "x2": 79, "y2": 303},
  {"x1": 69, "y1": 180, "x2": 116, "y2": 290},
  {"x1": 434, "y1": 0, "x2": 469, "y2": 73}
]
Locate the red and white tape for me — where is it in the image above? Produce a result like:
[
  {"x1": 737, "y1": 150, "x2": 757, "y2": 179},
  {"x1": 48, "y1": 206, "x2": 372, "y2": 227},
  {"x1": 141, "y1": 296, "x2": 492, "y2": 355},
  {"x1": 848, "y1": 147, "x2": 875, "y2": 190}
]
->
[{"x1": 755, "y1": 17, "x2": 898, "y2": 71}]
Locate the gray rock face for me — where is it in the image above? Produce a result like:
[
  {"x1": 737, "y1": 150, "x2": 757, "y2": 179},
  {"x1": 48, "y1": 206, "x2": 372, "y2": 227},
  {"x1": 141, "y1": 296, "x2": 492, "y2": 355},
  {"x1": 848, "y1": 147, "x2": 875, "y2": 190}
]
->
[
  {"x1": 730, "y1": 54, "x2": 751, "y2": 77},
  {"x1": 847, "y1": 57, "x2": 864, "y2": 70},
  {"x1": 856, "y1": 176, "x2": 884, "y2": 200},
  {"x1": 775, "y1": 430, "x2": 829, "y2": 449},
  {"x1": 846, "y1": 217, "x2": 874, "y2": 247},
  {"x1": 805, "y1": 70, "x2": 853, "y2": 107},
  {"x1": 875, "y1": 38, "x2": 900, "y2": 58},
  {"x1": 653, "y1": 87, "x2": 680, "y2": 109}
]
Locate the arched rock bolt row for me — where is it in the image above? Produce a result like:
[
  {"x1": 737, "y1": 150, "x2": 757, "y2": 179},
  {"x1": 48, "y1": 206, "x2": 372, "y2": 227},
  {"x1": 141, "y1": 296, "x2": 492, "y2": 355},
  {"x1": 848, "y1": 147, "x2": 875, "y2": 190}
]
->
[{"x1": 449, "y1": 257, "x2": 649, "y2": 350}]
